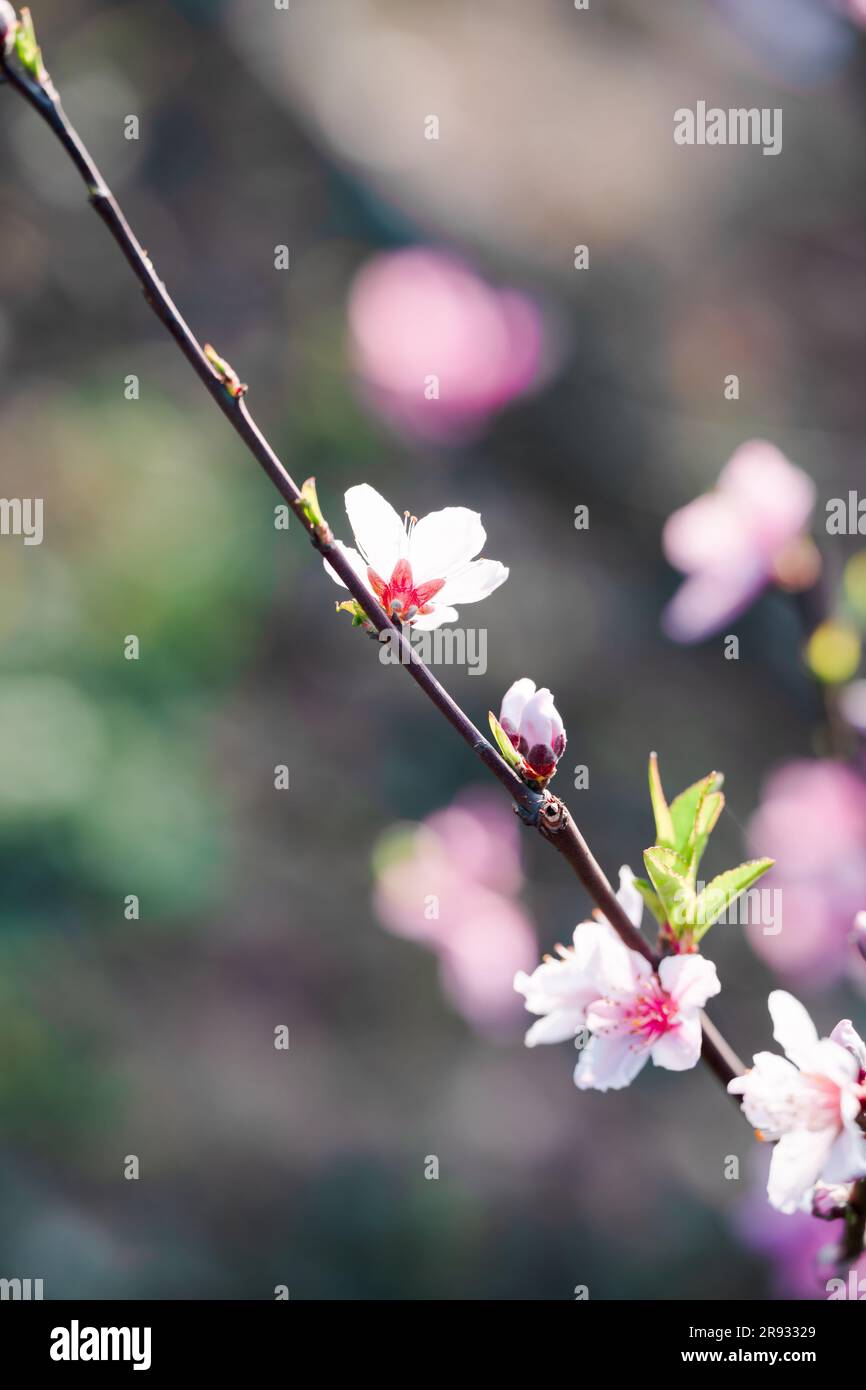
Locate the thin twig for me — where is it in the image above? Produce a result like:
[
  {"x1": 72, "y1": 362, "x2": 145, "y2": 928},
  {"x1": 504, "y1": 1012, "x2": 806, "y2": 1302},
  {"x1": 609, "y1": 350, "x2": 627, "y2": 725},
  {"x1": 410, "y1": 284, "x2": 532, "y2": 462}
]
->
[{"x1": 0, "y1": 33, "x2": 743, "y2": 1091}]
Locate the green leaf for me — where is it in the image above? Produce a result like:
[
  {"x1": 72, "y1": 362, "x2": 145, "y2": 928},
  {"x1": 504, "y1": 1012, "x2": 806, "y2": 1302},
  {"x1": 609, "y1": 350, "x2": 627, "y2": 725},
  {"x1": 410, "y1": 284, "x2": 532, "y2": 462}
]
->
[
  {"x1": 488, "y1": 711, "x2": 523, "y2": 772},
  {"x1": 669, "y1": 772, "x2": 723, "y2": 858},
  {"x1": 643, "y1": 846, "x2": 696, "y2": 932},
  {"x1": 693, "y1": 858, "x2": 775, "y2": 942},
  {"x1": 648, "y1": 752, "x2": 675, "y2": 849},
  {"x1": 687, "y1": 788, "x2": 724, "y2": 879},
  {"x1": 631, "y1": 876, "x2": 667, "y2": 927}
]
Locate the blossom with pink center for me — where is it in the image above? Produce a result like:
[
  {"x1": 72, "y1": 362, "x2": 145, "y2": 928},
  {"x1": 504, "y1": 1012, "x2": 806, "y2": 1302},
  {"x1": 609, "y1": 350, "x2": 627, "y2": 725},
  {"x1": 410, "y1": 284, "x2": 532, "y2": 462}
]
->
[
  {"x1": 746, "y1": 760, "x2": 866, "y2": 985},
  {"x1": 325, "y1": 483, "x2": 508, "y2": 629},
  {"x1": 728, "y1": 991, "x2": 866, "y2": 1214},
  {"x1": 515, "y1": 868, "x2": 721, "y2": 1090},
  {"x1": 347, "y1": 248, "x2": 545, "y2": 442},
  {"x1": 373, "y1": 791, "x2": 537, "y2": 1036},
  {"x1": 661, "y1": 441, "x2": 817, "y2": 643},
  {"x1": 499, "y1": 678, "x2": 566, "y2": 781}
]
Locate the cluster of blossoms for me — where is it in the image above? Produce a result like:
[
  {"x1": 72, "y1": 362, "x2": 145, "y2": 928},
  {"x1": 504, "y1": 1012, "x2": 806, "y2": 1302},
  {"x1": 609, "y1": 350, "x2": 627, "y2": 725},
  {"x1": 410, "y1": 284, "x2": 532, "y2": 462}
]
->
[{"x1": 326, "y1": 479, "x2": 866, "y2": 1241}]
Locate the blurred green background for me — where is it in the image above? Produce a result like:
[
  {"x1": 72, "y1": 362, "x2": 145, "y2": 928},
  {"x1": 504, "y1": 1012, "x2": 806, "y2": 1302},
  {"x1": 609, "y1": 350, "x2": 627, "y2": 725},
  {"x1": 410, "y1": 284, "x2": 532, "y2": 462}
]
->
[{"x1": 2, "y1": 0, "x2": 866, "y2": 1299}]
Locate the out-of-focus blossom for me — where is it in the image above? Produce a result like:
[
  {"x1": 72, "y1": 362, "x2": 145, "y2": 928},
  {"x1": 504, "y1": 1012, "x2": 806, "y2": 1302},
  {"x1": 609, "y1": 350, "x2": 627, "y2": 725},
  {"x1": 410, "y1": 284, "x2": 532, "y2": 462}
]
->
[
  {"x1": 852, "y1": 911, "x2": 866, "y2": 963},
  {"x1": 729, "y1": 991, "x2": 866, "y2": 1213},
  {"x1": 347, "y1": 248, "x2": 545, "y2": 442},
  {"x1": 325, "y1": 482, "x2": 508, "y2": 629},
  {"x1": 515, "y1": 868, "x2": 721, "y2": 1090},
  {"x1": 746, "y1": 760, "x2": 866, "y2": 985},
  {"x1": 661, "y1": 441, "x2": 817, "y2": 643},
  {"x1": 498, "y1": 677, "x2": 566, "y2": 782},
  {"x1": 373, "y1": 790, "x2": 536, "y2": 1036}
]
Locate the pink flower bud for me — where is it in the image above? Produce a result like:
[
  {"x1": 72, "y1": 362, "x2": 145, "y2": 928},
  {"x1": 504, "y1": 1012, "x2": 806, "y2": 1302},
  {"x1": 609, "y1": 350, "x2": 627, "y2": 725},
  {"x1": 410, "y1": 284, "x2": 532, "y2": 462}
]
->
[
  {"x1": 499, "y1": 678, "x2": 566, "y2": 784},
  {"x1": 0, "y1": 2, "x2": 17, "y2": 55}
]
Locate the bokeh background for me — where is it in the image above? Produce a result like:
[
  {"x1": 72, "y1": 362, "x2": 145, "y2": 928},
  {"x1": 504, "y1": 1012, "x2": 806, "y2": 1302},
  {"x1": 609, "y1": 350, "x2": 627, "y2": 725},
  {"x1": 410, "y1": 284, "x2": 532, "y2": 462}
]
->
[{"x1": 2, "y1": 0, "x2": 866, "y2": 1300}]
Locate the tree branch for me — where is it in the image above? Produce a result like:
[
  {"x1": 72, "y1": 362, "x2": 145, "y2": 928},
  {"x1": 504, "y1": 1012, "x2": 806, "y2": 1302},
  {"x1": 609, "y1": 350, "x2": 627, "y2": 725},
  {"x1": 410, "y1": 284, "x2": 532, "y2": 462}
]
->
[{"x1": 0, "y1": 27, "x2": 743, "y2": 1092}]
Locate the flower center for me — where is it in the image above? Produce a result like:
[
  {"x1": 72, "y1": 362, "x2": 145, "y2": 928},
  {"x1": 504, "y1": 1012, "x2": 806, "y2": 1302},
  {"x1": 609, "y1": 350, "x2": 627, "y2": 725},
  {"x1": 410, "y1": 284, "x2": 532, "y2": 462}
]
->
[
  {"x1": 627, "y1": 982, "x2": 680, "y2": 1041},
  {"x1": 367, "y1": 558, "x2": 444, "y2": 621}
]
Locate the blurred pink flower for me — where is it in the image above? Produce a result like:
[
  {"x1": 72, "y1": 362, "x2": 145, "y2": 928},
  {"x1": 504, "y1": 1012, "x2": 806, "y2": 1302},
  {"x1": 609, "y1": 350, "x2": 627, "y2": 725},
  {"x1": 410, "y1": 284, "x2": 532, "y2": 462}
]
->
[
  {"x1": 661, "y1": 441, "x2": 817, "y2": 643},
  {"x1": 746, "y1": 760, "x2": 866, "y2": 985},
  {"x1": 347, "y1": 248, "x2": 545, "y2": 442},
  {"x1": 373, "y1": 790, "x2": 536, "y2": 1036}
]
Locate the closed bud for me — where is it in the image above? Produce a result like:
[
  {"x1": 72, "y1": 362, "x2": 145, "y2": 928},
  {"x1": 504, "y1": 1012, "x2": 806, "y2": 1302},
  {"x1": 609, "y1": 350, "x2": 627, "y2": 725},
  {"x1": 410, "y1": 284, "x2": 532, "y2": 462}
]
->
[{"x1": 498, "y1": 678, "x2": 566, "y2": 787}]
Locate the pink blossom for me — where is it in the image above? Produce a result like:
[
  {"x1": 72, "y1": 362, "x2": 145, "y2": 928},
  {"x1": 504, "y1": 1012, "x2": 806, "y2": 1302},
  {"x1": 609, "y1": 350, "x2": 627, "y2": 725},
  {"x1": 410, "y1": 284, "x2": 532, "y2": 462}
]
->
[
  {"x1": 746, "y1": 760, "x2": 866, "y2": 985},
  {"x1": 347, "y1": 248, "x2": 544, "y2": 442},
  {"x1": 515, "y1": 869, "x2": 721, "y2": 1090},
  {"x1": 661, "y1": 441, "x2": 816, "y2": 643},
  {"x1": 373, "y1": 791, "x2": 536, "y2": 1036},
  {"x1": 729, "y1": 991, "x2": 866, "y2": 1213}
]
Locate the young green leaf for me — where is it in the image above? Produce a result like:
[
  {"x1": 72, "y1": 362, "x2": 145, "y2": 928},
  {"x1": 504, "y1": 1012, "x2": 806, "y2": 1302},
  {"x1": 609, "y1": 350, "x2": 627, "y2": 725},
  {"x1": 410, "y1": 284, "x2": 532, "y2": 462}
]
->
[
  {"x1": 648, "y1": 752, "x2": 675, "y2": 850},
  {"x1": 643, "y1": 846, "x2": 696, "y2": 932},
  {"x1": 685, "y1": 787, "x2": 725, "y2": 882},
  {"x1": 489, "y1": 711, "x2": 523, "y2": 772},
  {"x1": 631, "y1": 876, "x2": 667, "y2": 926},
  {"x1": 693, "y1": 858, "x2": 775, "y2": 942},
  {"x1": 669, "y1": 771, "x2": 723, "y2": 859}
]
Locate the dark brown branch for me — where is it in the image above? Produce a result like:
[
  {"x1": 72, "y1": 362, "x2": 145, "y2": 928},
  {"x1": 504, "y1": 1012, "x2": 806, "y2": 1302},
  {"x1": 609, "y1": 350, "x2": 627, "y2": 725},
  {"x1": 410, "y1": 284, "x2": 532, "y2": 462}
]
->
[{"x1": 0, "y1": 30, "x2": 743, "y2": 1094}]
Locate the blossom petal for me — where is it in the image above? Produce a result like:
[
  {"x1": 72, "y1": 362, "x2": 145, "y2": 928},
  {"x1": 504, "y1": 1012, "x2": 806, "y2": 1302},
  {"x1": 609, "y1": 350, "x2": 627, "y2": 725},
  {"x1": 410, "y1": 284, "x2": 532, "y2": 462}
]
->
[
  {"x1": 409, "y1": 507, "x2": 485, "y2": 581},
  {"x1": 768, "y1": 991, "x2": 819, "y2": 1069},
  {"x1": 661, "y1": 565, "x2": 766, "y2": 644},
  {"x1": 767, "y1": 1127, "x2": 838, "y2": 1213},
  {"x1": 662, "y1": 491, "x2": 745, "y2": 575},
  {"x1": 436, "y1": 558, "x2": 509, "y2": 605},
  {"x1": 650, "y1": 1015, "x2": 703, "y2": 1072},
  {"x1": 830, "y1": 1019, "x2": 866, "y2": 1072},
  {"x1": 520, "y1": 687, "x2": 556, "y2": 751},
  {"x1": 573, "y1": 918, "x2": 649, "y2": 996},
  {"x1": 728, "y1": 1051, "x2": 804, "y2": 1135},
  {"x1": 410, "y1": 605, "x2": 459, "y2": 631},
  {"x1": 718, "y1": 441, "x2": 816, "y2": 552},
  {"x1": 821, "y1": 1123, "x2": 866, "y2": 1187},
  {"x1": 574, "y1": 1034, "x2": 650, "y2": 1091},
  {"x1": 524, "y1": 1009, "x2": 586, "y2": 1048},
  {"x1": 615, "y1": 865, "x2": 643, "y2": 930},
  {"x1": 500, "y1": 678, "x2": 536, "y2": 729},
  {"x1": 323, "y1": 543, "x2": 372, "y2": 592},
  {"x1": 658, "y1": 954, "x2": 721, "y2": 1013},
  {"x1": 344, "y1": 484, "x2": 406, "y2": 575}
]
